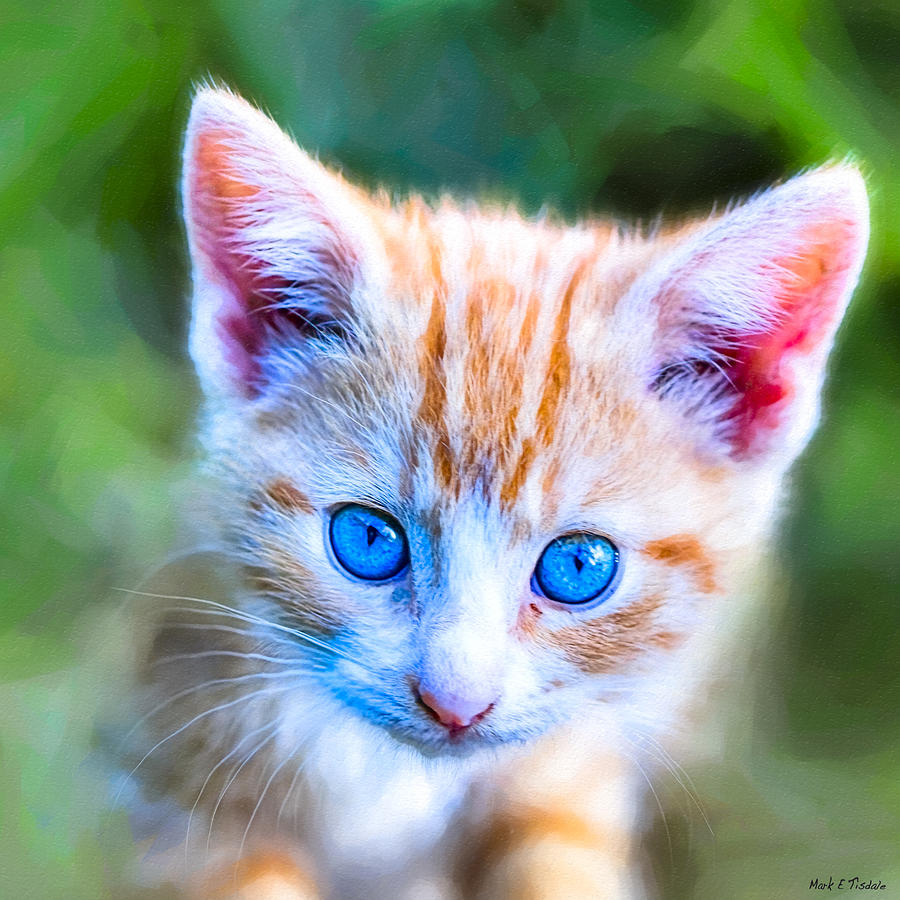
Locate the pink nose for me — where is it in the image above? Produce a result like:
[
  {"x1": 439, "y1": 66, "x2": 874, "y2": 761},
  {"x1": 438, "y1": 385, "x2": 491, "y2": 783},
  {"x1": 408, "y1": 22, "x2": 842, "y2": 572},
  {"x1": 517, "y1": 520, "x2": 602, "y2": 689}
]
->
[{"x1": 416, "y1": 686, "x2": 494, "y2": 730}]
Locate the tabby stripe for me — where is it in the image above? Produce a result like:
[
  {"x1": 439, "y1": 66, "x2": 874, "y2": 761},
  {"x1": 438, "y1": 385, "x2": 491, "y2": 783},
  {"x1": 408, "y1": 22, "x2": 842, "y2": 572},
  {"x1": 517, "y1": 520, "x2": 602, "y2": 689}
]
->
[
  {"x1": 264, "y1": 478, "x2": 314, "y2": 514},
  {"x1": 535, "y1": 259, "x2": 585, "y2": 446},
  {"x1": 417, "y1": 251, "x2": 451, "y2": 489},
  {"x1": 642, "y1": 534, "x2": 718, "y2": 593}
]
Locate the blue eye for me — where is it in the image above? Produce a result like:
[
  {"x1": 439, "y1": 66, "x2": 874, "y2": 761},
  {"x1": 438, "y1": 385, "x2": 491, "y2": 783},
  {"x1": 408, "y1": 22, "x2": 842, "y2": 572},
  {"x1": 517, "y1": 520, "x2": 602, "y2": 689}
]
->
[
  {"x1": 329, "y1": 504, "x2": 409, "y2": 581},
  {"x1": 533, "y1": 533, "x2": 619, "y2": 606}
]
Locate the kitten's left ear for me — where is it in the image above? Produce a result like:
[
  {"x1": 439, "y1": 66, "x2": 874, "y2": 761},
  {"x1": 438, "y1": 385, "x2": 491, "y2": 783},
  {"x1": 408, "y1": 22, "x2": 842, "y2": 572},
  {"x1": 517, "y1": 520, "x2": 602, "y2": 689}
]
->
[
  {"x1": 634, "y1": 164, "x2": 869, "y2": 464},
  {"x1": 182, "y1": 86, "x2": 379, "y2": 399}
]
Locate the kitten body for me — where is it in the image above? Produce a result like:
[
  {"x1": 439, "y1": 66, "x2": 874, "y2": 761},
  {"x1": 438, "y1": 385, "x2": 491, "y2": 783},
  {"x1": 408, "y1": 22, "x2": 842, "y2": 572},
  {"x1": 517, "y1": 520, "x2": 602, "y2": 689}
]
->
[{"x1": 114, "y1": 88, "x2": 868, "y2": 898}]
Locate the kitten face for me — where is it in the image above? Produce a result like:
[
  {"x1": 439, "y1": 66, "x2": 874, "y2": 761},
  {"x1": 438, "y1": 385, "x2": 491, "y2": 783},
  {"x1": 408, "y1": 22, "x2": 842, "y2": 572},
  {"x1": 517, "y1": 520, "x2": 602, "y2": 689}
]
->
[{"x1": 182, "y1": 88, "x2": 868, "y2": 755}]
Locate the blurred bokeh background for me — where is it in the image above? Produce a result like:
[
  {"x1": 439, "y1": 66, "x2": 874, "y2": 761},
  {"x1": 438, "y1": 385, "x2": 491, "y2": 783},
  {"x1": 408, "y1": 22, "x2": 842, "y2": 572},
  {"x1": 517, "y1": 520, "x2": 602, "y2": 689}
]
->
[{"x1": 1, "y1": 0, "x2": 897, "y2": 896}]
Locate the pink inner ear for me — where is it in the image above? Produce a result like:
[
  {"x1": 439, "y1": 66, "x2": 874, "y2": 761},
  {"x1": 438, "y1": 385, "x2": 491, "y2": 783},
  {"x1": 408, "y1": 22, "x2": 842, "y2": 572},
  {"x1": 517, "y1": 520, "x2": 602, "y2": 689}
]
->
[
  {"x1": 211, "y1": 266, "x2": 303, "y2": 394},
  {"x1": 191, "y1": 132, "x2": 281, "y2": 389},
  {"x1": 725, "y1": 221, "x2": 860, "y2": 457},
  {"x1": 190, "y1": 130, "x2": 338, "y2": 395}
]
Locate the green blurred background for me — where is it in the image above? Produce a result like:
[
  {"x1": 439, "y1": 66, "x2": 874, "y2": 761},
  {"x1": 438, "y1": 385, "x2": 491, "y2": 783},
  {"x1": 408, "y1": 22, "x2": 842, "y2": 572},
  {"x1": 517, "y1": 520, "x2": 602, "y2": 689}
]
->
[{"x1": 1, "y1": 0, "x2": 897, "y2": 896}]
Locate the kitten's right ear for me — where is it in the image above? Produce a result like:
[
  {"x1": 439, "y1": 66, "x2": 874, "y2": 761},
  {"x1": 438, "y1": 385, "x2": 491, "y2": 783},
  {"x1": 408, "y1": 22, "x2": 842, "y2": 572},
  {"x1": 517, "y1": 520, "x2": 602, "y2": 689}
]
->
[{"x1": 182, "y1": 86, "x2": 375, "y2": 399}]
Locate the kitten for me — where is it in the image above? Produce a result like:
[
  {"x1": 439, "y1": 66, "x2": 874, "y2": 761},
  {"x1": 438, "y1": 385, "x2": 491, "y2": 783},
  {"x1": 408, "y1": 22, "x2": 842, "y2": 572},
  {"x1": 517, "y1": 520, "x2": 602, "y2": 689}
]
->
[{"x1": 114, "y1": 86, "x2": 868, "y2": 899}]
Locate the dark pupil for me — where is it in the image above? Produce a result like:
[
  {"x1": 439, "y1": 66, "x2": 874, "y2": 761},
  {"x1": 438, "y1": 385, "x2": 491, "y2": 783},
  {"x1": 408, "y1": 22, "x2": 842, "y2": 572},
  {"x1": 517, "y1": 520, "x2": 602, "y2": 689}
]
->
[
  {"x1": 573, "y1": 554, "x2": 584, "y2": 573},
  {"x1": 366, "y1": 524, "x2": 379, "y2": 547}
]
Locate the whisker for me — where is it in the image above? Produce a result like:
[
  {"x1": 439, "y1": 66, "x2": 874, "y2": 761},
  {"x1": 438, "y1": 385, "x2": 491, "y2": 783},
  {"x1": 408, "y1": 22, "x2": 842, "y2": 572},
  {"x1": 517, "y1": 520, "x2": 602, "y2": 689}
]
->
[
  {"x1": 275, "y1": 757, "x2": 308, "y2": 832},
  {"x1": 185, "y1": 719, "x2": 279, "y2": 869},
  {"x1": 148, "y1": 622, "x2": 303, "y2": 666},
  {"x1": 119, "y1": 669, "x2": 309, "y2": 748},
  {"x1": 106, "y1": 552, "x2": 232, "y2": 631},
  {"x1": 158, "y1": 622, "x2": 275, "y2": 640},
  {"x1": 622, "y1": 744, "x2": 673, "y2": 871},
  {"x1": 114, "y1": 685, "x2": 293, "y2": 810},
  {"x1": 236, "y1": 741, "x2": 304, "y2": 880},
  {"x1": 207, "y1": 729, "x2": 279, "y2": 853},
  {"x1": 630, "y1": 731, "x2": 714, "y2": 839},
  {"x1": 164, "y1": 605, "x2": 362, "y2": 668},
  {"x1": 115, "y1": 588, "x2": 368, "y2": 671},
  {"x1": 152, "y1": 649, "x2": 301, "y2": 669}
]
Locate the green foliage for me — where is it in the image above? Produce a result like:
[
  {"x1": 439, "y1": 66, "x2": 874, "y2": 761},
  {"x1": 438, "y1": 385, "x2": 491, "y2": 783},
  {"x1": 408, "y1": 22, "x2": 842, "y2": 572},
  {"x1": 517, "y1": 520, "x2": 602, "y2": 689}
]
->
[{"x1": 1, "y1": 1, "x2": 896, "y2": 895}]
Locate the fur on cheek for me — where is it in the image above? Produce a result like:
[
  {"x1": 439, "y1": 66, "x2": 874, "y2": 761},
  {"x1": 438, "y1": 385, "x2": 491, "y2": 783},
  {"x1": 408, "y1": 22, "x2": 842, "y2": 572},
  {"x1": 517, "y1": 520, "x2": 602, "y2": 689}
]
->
[
  {"x1": 243, "y1": 542, "x2": 350, "y2": 636},
  {"x1": 534, "y1": 594, "x2": 677, "y2": 675}
]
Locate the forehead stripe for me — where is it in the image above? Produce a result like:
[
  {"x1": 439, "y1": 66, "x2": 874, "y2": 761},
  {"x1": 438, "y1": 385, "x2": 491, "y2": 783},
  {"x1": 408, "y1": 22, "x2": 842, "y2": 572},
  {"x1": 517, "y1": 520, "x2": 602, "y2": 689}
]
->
[
  {"x1": 535, "y1": 259, "x2": 584, "y2": 447},
  {"x1": 417, "y1": 262, "x2": 453, "y2": 490}
]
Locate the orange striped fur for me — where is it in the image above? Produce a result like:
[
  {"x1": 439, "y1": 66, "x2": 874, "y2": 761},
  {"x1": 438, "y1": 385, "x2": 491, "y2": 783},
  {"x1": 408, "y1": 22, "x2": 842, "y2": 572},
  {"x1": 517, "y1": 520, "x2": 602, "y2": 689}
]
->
[{"x1": 112, "y1": 88, "x2": 868, "y2": 899}]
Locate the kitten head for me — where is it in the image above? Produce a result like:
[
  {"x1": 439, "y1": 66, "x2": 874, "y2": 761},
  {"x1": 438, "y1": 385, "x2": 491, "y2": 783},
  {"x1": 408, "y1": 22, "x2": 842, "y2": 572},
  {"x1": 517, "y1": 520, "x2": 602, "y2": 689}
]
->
[{"x1": 182, "y1": 87, "x2": 868, "y2": 754}]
